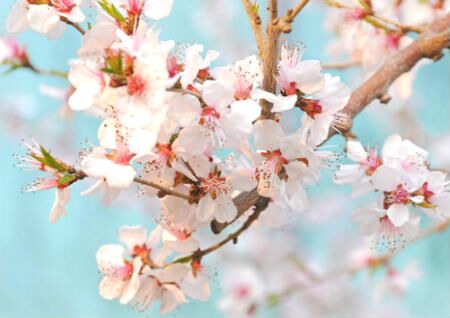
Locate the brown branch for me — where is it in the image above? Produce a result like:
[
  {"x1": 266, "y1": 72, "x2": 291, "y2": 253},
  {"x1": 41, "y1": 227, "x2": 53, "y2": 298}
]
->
[
  {"x1": 70, "y1": 167, "x2": 193, "y2": 201},
  {"x1": 23, "y1": 61, "x2": 68, "y2": 79},
  {"x1": 133, "y1": 176, "x2": 193, "y2": 201},
  {"x1": 276, "y1": 0, "x2": 310, "y2": 33},
  {"x1": 241, "y1": 0, "x2": 266, "y2": 55},
  {"x1": 260, "y1": 0, "x2": 281, "y2": 118},
  {"x1": 329, "y1": 13, "x2": 450, "y2": 139},
  {"x1": 60, "y1": 17, "x2": 86, "y2": 35},
  {"x1": 168, "y1": 196, "x2": 270, "y2": 267},
  {"x1": 211, "y1": 12, "x2": 450, "y2": 235},
  {"x1": 197, "y1": 197, "x2": 269, "y2": 258},
  {"x1": 317, "y1": 219, "x2": 450, "y2": 283}
]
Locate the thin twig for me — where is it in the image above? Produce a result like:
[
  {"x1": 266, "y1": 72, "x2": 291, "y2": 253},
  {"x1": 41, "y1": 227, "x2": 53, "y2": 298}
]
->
[
  {"x1": 169, "y1": 197, "x2": 270, "y2": 266},
  {"x1": 276, "y1": 0, "x2": 310, "y2": 33},
  {"x1": 133, "y1": 176, "x2": 193, "y2": 201},
  {"x1": 25, "y1": 62, "x2": 68, "y2": 79},
  {"x1": 166, "y1": 87, "x2": 202, "y2": 99},
  {"x1": 61, "y1": 17, "x2": 86, "y2": 35},
  {"x1": 241, "y1": 0, "x2": 266, "y2": 55}
]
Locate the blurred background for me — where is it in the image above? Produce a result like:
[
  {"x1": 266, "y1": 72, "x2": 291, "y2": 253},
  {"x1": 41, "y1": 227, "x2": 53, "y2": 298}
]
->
[{"x1": 0, "y1": 0, "x2": 449, "y2": 317}]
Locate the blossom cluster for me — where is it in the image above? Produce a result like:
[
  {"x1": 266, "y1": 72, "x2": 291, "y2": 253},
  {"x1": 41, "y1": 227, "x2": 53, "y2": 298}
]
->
[
  {"x1": 3, "y1": 0, "x2": 449, "y2": 315},
  {"x1": 5, "y1": 0, "x2": 356, "y2": 312},
  {"x1": 335, "y1": 135, "x2": 450, "y2": 250}
]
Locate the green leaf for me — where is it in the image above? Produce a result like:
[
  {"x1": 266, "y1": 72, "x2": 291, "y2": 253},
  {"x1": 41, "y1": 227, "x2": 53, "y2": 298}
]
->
[
  {"x1": 39, "y1": 145, "x2": 66, "y2": 172},
  {"x1": 171, "y1": 255, "x2": 193, "y2": 264},
  {"x1": 58, "y1": 174, "x2": 76, "y2": 187},
  {"x1": 97, "y1": 0, "x2": 126, "y2": 23}
]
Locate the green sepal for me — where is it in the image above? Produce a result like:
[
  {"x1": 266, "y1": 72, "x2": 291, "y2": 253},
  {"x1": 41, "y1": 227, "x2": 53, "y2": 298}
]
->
[
  {"x1": 39, "y1": 145, "x2": 66, "y2": 172},
  {"x1": 58, "y1": 173, "x2": 77, "y2": 187},
  {"x1": 98, "y1": 0, "x2": 126, "y2": 23}
]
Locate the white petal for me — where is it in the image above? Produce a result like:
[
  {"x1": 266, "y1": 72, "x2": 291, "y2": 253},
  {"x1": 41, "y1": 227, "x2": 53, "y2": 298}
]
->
[
  {"x1": 230, "y1": 99, "x2": 261, "y2": 122},
  {"x1": 214, "y1": 195, "x2": 237, "y2": 223},
  {"x1": 252, "y1": 119, "x2": 284, "y2": 151},
  {"x1": 158, "y1": 264, "x2": 189, "y2": 283},
  {"x1": 99, "y1": 276, "x2": 125, "y2": 300},
  {"x1": 128, "y1": 129, "x2": 157, "y2": 157},
  {"x1": 164, "y1": 237, "x2": 199, "y2": 254},
  {"x1": 180, "y1": 272, "x2": 210, "y2": 301},
  {"x1": 98, "y1": 118, "x2": 118, "y2": 149},
  {"x1": 96, "y1": 244, "x2": 125, "y2": 273},
  {"x1": 202, "y1": 80, "x2": 233, "y2": 109},
  {"x1": 347, "y1": 140, "x2": 368, "y2": 162},
  {"x1": 49, "y1": 188, "x2": 70, "y2": 224},
  {"x1": 118, "y1": 226, "x2": 147, "y2": 251},
  {"x1": 27, "y1": 5, "x2": 60, "y2": 35},
  {"x1": 105, "y1": 164, "x2": 136, "y2": 188},
  {"x1": 144, "y1": 0, "x2": 174, "y2": 20},
  {"x1": 387, "y1": 204, "x2": 410, "y2": 227},
  {"x1": 196, "y1": 195, "x2": 215, "y2": 222},
  {"x1": 372, "y1": 165, "x2": 403, "y2": 192},
  {"x1": 160, "y1": 284, "x2": 186, "y2": 314},
  {"x1": 382, "y1": 134, "x2": 402, "y2": 162},
  {"x1": 167, "y1": 93, "x2": 201, "y2": 127},
  {"x1": 119, "y1": 257, "x2": 142, "y2": 304},
  {"x1": 6, "y1": 1, "x2": 29, "y2": 33}
]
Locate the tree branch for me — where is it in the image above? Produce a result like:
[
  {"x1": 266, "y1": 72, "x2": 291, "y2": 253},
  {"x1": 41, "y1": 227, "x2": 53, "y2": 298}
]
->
[
  {"x1": 276, "y1": 0, "x2": 310, "y2": 33},
  {"x1": 61, "y1": 17, "x2": 86, "y2": 35},
  {"x1": 241, "y1": 0, "x2": 266, "y2": 55},
  {"x1": 329, "y1": 13, "x2": 450, "y2": 138},
  {"x1": 260, "y1": 0, "x2": 281, "y2": 118}
]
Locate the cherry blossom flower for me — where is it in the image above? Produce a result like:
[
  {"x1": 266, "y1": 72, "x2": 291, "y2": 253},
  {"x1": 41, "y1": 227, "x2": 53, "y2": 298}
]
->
[
  {"x1": 277, "y1": 43, "x2": 324, "y2": 96},
  {"x1": 298, "y1": 74, "x2": 351, "y2": 146},
  {"x1": 18, "y1": 141, "x2": 77, "y2": 223},
  {"x1": 0, "y1": 37, "x2": 28, "y2": 65},
  {"x1": 374, "y1": 262, "x2": 422, "y2": 300},
  {"x1": 192, "y1": 158, "x2": 255, "y2": 223},
  {"x1": 7, "y1": 0, "x2": 85, "y2": 39},
  {"x1": 413, "y1": 171, "x2": 450, "y2": 220},
  {"x1": 352, "y1": 202, "x2": 421, "y2": 251},
  {"x1": 173, "y1": 79, "x2": 260, "y2": 153},
  {"x1": 334, "y1": 139, "x2": 383, "y2": 197},
  {"x1": 180, "y1": 44, "x2": 219, "y2": 89},
  {"x1": 252, "y1": 119, "x2": 325, "y2": 205},
  {"x1": 219, "y1": 264, "x2": 265, "y2": 317}
]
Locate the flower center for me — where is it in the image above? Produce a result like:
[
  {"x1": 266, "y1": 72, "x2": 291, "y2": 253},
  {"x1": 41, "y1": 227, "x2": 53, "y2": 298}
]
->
[
  {"x1": 127, "y1": 0, "x2": 144, "y2": 16},
  {"x1": 106, "y1": 143, "x2": 135, "y2": 165},
  {"x1": 200, "y1": 174, "x2": 229, "y2": 199},
  {"x1": 115, "y1": 261, "x2": 133, "y2": 280},
  {"x1": 299, "y1": 99, "x2": 322, "y2": 119},
  {"x1": 167, "y1": 55, "x2": 183, "y2": 78},
  {"x1": 233, "y1": 285, "x2": 250, "y2": 299},
  {"x1": 361, "y1": 148, "x2": 382, "y2": 176},
  {"x1": 127, "y1": 75, "x2": 147, "y2": 96},
  {"x1": 51, "y1": 0, "x2": 76, "y2": 13},
  {"x1": 384, "y1": 185, "x2": 410, "y2": 208}
]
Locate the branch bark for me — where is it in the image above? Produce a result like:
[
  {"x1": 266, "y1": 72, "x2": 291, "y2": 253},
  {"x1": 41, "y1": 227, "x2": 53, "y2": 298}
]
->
[
  {"x1": 211, "y1": 12, "x2": 450, "y2": 234},
  {"x1": 241, "y1": 0, "x2": 266, "y2": 55}
]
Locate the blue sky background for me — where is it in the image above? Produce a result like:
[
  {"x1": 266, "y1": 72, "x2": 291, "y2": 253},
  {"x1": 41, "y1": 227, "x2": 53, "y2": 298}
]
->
[{"x1": 0, "y1": 1, "x2": 449, "y2": 317}]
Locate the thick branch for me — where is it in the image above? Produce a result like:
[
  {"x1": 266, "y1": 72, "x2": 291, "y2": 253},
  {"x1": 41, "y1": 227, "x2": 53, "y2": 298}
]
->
[
  {"x1": 260, "y1": 0, "x2": 281, "y2": 118},
  {"x1": 211, "y1": 12, "x2": 450, "y2": 234},
  {"x1": 330, "y1": 13, "x2": 450, "y2": 138}
]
